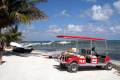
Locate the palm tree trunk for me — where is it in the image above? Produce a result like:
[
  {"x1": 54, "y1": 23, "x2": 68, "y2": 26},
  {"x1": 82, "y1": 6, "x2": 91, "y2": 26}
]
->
[
  {"x1": 0, "y1": 28, "x2": 2, "y2": 41},
  {"x1": 0, "y1": 28, "x2": 2, "y2": 64}
]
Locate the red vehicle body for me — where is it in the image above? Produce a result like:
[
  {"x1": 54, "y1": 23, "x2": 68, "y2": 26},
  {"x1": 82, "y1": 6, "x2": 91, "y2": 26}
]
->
[{"x1": 56, "y1": 35, "x2": 112, "y2": 72}]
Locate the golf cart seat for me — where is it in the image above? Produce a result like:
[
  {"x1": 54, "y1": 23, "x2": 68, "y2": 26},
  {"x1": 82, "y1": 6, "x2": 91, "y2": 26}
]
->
[
  {"x1": 78, "y1": 49, "x2": 87, "y2": 56},
  {"x1": 98, "y1": 55, "x2": 106, "y2": 63}
]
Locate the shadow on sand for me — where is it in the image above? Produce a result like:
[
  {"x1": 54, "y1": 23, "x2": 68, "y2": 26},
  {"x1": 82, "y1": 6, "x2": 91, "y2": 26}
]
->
[
  {"x1": 3, "y1": 51, "x2": 33, "y2": 57},
  {"x1": 53, "y1": 65, "x2": 105, "y2": 72},
  {"x1": 0, "y1": 61, "x2": 6, "y2": 65}
]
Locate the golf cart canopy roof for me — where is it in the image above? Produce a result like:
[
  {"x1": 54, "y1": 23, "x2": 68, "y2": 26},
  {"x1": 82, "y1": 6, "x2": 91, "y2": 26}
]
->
[{"x1": 56, "y1": 35, "x2": 106, "y2": 41}]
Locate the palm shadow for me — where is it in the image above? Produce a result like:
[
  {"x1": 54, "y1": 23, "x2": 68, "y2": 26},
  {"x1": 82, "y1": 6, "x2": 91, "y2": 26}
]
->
[
  {"x1": 53, "y1": 65, "x2": 67, "y2": 71},
  {"x1": 0, "y1": 61, "x2": 6, "y2": 65},
  {"x1": 3, "y1": 51, "x2": 33, "y2": 57}
]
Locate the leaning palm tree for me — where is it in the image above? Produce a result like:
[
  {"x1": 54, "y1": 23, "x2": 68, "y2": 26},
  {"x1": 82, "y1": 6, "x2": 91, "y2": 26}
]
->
[{"x1": 0, "y1": 0, "x2": 47, "y2": 35}]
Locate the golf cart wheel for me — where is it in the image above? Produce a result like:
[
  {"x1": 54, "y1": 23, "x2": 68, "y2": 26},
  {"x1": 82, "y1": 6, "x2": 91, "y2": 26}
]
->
[
  {"x1": 67, "y1": 62, "x2": 78, "y2": 73},
  {"x1": 105, "y1": 62, "x2": 112, "y2": 70}
]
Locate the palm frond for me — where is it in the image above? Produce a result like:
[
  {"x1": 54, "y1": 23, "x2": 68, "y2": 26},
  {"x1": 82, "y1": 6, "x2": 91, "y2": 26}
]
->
[
  {"x1": 28, "y1": 7, "x2": 47, "y2": 20},
  {"x1": 0, "y1": 0, "x2": 47, "y2": 43},
  {"x1": 10, "y1": 12, "x2": 30, "y2": 24},
  {"x1": 3, "y1": 25, "x2": 22, "y2": 42},
  {"x1": 29, "y1": 0, "x2": 47, "y2": 3},
  {"x1": 0, "y1": 34, "x2": 6, "y2": 41}
]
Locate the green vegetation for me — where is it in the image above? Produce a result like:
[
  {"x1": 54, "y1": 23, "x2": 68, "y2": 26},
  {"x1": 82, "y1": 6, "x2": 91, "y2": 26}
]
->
[
  {"x1": 3, "y1": 25, "x2": 22, "y2": 46},
  {"x1": 0, "y1": 0, "x2": 47, "y2": 45}
]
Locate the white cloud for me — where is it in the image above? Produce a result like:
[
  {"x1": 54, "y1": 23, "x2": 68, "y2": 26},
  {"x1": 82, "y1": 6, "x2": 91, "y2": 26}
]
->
[
  {"x1": 79, "y1": 9, "x2": 91, "y2": 18},
  {"x1": 110, "y1": 27, "x2": 116, "y2": 33},
  {"x1": 61, "y1": 10, "x2": 70, "y2": 17},
  {"x1": 20, "y1": 24, "x2": 35, "y2": 34},
  {"x1": 80, "y1": 0, "x2": 96, "y2": 2},
  {"x1": 25, "y1": 24, "x2": 35, "y2": 30},
  {"x1": 19, "y1": 24, "x2": 46, "y2": 41},
  {"x1": 87, "y1": 0, "x2": 96, "y2": 2},
  {"x1": 66, "y1": 24, "x2": 83, "y2": 32},
  {"x1": 95, "y1": 27, "x2": 104, "y2": 32},
  {"x1": 47, "y1": 25, "x2": 62, "y2": 33},
  {"x1": 84, "y1": 24, "x2": 105, "y2": 33},
  {"x1": 64, "y1": 24, "x2": 105, "y2": 34},
  {"x1": 91, "y1": 4, "x2": 113, "y2": 21},
  {"x1": 47, "y1": 24, "x2": 83, "y2": 34},
  {"x1": 110, "y1": 25, "x2": 120, "y2": 33},
  {"x1": 45, "y1": 24, "x2": 113, "y2": 40},
  {"x1": 113, "y1": 0, "x2": 120, "y2": 13}
]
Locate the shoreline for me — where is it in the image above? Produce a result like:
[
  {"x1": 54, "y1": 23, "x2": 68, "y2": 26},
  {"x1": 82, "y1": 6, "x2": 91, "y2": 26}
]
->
[{"x1": 4, "y1": 48, "x2": 120, "y2": 62}]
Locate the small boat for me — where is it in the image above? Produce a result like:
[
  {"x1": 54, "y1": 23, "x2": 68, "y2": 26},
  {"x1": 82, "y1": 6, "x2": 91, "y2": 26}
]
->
[
  {"x1": 10, "y1": 42, "x2": 33, "y2": 53},
  {"x1": 57, "y1": 41, "x2": 71, "y2": 45},
  {"x1": 12, "y1": 47, "x2": 33, "y2": 53}
]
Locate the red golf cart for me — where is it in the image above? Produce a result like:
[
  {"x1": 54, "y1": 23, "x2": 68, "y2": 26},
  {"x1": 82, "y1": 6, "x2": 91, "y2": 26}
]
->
[{"x1": 56, "y1": 35, "x2": 112, "y2": 72}]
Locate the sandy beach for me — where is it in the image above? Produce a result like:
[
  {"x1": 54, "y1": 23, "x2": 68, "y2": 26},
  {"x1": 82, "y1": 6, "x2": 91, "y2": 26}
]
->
[{"x1": 0, "y1": 50, "x2": 120, "y2": 80}]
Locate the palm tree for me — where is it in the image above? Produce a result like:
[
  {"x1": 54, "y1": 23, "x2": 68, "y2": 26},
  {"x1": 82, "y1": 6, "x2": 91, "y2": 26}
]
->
[
  {"x1": 0, "y1": 0, "x2": 47, "y2": 36},
  {"x1": 4, "y1": 25, "x2": 22, "y2": 46}
]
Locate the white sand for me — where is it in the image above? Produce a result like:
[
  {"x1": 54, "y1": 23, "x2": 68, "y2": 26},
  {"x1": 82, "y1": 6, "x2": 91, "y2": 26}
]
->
[{"x1": 0, "y1": 55, "x2": 120, "y2": 80}]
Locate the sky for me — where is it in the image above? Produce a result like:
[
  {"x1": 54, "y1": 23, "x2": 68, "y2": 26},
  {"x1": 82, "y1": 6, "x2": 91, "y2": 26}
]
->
[{"x1": 19, "y1": 0, "x2": 120, "y2": 41}]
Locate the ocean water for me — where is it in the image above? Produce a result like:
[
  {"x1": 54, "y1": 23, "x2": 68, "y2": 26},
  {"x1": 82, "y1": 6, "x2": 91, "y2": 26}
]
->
[
  {"x1": 23, "y1": 40, "x2": 120, "y2": 61},
  {"x1": 107, "y1": 40, "x2": 120, "y2": 61}
]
